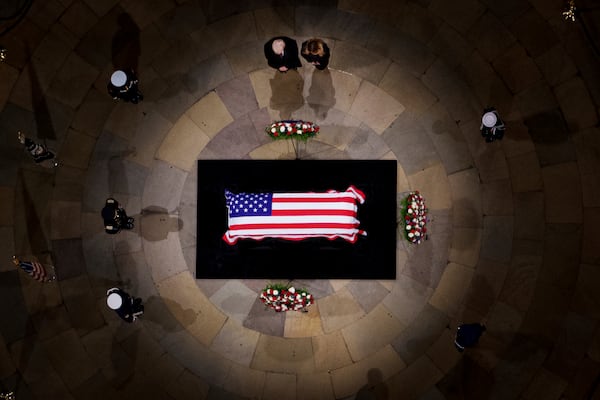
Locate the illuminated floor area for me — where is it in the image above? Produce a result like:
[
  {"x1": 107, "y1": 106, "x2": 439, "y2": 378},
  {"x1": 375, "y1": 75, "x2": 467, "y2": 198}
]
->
[{"x1": 0, "y1": 1, "x2": 599, "y2": 399}]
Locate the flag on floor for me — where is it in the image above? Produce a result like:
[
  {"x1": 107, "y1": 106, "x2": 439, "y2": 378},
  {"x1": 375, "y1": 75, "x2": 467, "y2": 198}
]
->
[{"x1": 223, "y1": 185, "x2": 367, "y2": 244}]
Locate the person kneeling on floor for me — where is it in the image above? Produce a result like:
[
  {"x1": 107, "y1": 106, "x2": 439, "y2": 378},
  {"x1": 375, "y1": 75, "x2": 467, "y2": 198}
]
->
[
  {"x1": 106, "y1": 287, "x2": 144, "y2": 323},
  {"x1": 101, "y1": 197, "x2": 134, "y2": 234}
]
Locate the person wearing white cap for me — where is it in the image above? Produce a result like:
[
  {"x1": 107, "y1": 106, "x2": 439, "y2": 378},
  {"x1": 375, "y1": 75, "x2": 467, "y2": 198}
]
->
[
  {"x1": 480, "y1": 107, "x2": 505, "y2": 142},
  {"x1": 264, "y1": 36, "x2": 302, "y2": 72},
  {"x1": 106, "y1": 287, "x2": 144, "y2": 322},
  {"x1": 107, "y1": 69, "x2": 143, "y2": 103}
]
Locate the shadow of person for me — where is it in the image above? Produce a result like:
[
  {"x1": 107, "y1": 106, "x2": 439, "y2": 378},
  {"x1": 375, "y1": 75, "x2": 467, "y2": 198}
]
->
[
  {"x1": 140, "y1": 206, "x2": 184, "y2": 242},
  {"x1": 269, "y1": 69, "x2": 304, "y2": 120},
  {"x1": 355, "y1": 368, "x2": 389, "y2": 399},
  {"x1": 111, "y1": 13, "x2": 141, "y2": 72},
  {"x1": 307, "y1": 68, "x2": 336, "y2": 120}
]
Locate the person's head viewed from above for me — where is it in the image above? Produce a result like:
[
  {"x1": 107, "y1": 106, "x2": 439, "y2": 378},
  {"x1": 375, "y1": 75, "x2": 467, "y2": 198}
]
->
[
  {"x1": 305, "y1": 38, "x2": 325, "y2": 56},
  {"x1": 272, "y1": 39, "x2": 285, "y2": 56}
]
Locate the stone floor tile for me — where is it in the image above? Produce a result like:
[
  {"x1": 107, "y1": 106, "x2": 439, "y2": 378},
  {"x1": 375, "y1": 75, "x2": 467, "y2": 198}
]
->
[
  {"x1": 419, "y1": 102, "x2": 473, "y2": 175},
  {"x1": 72, "y1": 372, "x2": 120, "y2": 400},
  {"x1": 253, "y1": 7, "x2": 294, "y2": 39},
  {"x1": 262, "y1": 371, "x2": 297, "y2": 400},
  {"x1": 60, "y1": 1, "x2": 98, "y2": 40},
  {"x1": 399, "y1": 2, "x2": 443, "y2": 44},
  {"x1": 383, "y1": 274, "x2": 433, "y2": 326},
  {"x1": 346, "y1": 280, "x2": 389, "y2": 314},
  {"x1": 499, "y1": 119, "x2": 536, "y2": 159},
  {"x1": 429, "y1": 23, "x2": 472, "y2": 69},
  {"x1": 58, "y1": 128, "x2": 96, "y2": 170},
  {"x1": 391, "y1": 304, "x2": 449, "y2": 365},
  {"x1": 429, "y1": 0, "x2": 485, "y2": 34},
  {"x1": 493, "y1": 44, "x2": 542, "y2": 94},
  {"x1": 521, "y1": 367, "x2": 568, "y2": 400},
  {"x1": 402, "y1": 208, "x2": 451, "y2": 288},
  {"x1": 191, "y1": 12, "x2": 257, "y2": 61},
  {"x1": 379, "y1": 62, "x2": 437, "y2": 115},
  {"x1": 342, "y1": 304, "x2": 405, "y2": 362},
  {"x1": 59, "y1": 275, "x2": 106, "y2": 336},
  {"x1": 0, "y1": 226, "x2": 16, "y2": 272},
  {"x1": 142, "y1": 160, "x2": 188, "y2": 211},
  {"x1": 544, "y1": 312, "x2": 597, "y2": 381},
  {"x1": 243, "y1": 297, "x2": 286, "y2": 336},
  {"x1": 202, "y1": 114, "x2": 267, "y2": 159},
  {"x1": 209, "y1": 280, "x2": 257, "y2": 324},
  {"x1": 429, "y1": 262, "x2": 474, "y2": 316},
  {"x1": 120, "y1": 0, "x2": 175, "y2": 29},
  {"x1": 284, "y1": 303, "x2": 324, "y2": 338},
  {"x1": 329, "y1": 41, "x2": 392, "y2": 86},
  {"x1": 448, "y1": 168, "x2": 482, "y2": 228},
  {"x1": 427, "y1": 329, "x2": 462, "y2": 375},
  {"x1": 166, "y1": 368, "x2": 210, "y2": 400},
  {"x1": 330, "y1": 345, "x2": 405, "y2": 399},
  {"x1": 480, "y1": 216, "x2": 514, "y2": 263},
  {"x1": 0, "y1": 336, "x2": 16, "y2": 381},
  {"x1": 467, "y1": 12, "x2": 516, "y2": 62},
  {"x1": 312, "y1": 331, "x2": 353, "y2": 372},
  {"x1": 449, "y1": 227, "x2": 482, "y2": 267},
  {"x1": 408, "y1": 163, "x2": 452, "y2": 211},
  {"x1": 589, "y1": 326, "x2": 600, "y2": 364},
  {"x1": 554, "y1": 76, "x2": 599, "y2": 132},
  {"x1": 223, "y1": 362, "x2": 266, "y2": 398},
  {"x1": 482, "y1": 179, "x2": 513, "y2": 216},
  {"x1": 209, "y1": 318, "x2": 259, "y2": 367},
  {"x1": 51, "y1": 238, "x2": 87, "y2": 280},
  {"x1": 52, "y1": 165, "x2": 85, "y2": 202},
  {"x1": 296, "y1": 371, "x2": 335, "y2": 400},
  {"x1": 582, "y1": 207, "x2": 600, "y2": 265},
  {"x1": 542, "y1": 162, "x2": 582, "y2": 223},
  {"x1": 524, "y1": 108, "x2": 576, "y2": 167},
  {"x1": 317, "y1": 287, "x2": 365, "y2": 333},
  {"x1": 327, "y1": 70, "x2": 362, "y2": 114},
  {"x1": 485, "y1": 301, "x2": 524, "y2": 346},
  {"x1": 534, "y1": 45, "x2": 578, "y2": 86},
  {"x1": 42, "y1": 329, "x2": 98, "y2": 389},
  {"x1": 571, "y1": 264, "x2": 600, "y2": 319},
  {"x1": 538, "y1": 223, "x2": 582, "y2": 291},
  {"x1": 113, "y1": 251, "x2": 156, "y2": 299},
  {"x1": 156, "y1": 114, "x2": 210, "y2": 172},
  {"x1": 561, "y1": 357, "x2": 600, "y2": 400},
  {"x1": 251, "y1": 334, "x2": 314, "y2": 374},
  {"x1": 515, "y1": 82, "x2": 559, "y2": 119},
  {"x1": 154, "y1": 80, "x2": 197, "y2": 124},
  {"x1": 49, "y1": 200, "x2": 81, "y2": 240},
  {"x1": 296, "y1": 6, "x2": 373, "y2": 47},
  {"x1": 383, "y1": 116, "x2": 440, "y2": 175},
  {"x1": 521, "y1": 283, "x2": 570, "y2": 345},
  {"x1": 31, "y1": 305, "x2": 71, "y2": 340},
  {"x1": 0, "y1": 63, "x2": 20, "y2": 111},
  {"x1": 215, "y1": 75, "x2": 260, "y2": 120},
  {"x1": 156, "y1": 272, "x2": 227, "y2": 346},
  {"x1": 0, "y1": 186, "x2": 15, "y2": 226},
  {"x1": 126, "y1": 105, "x2": 174, "y2": 169},
  {"x1": 466, "y1": 257, "x2": 509, "y2": 316},
  {"x1": 510, "y1": 8, "x2": 559, "y2": 58},
  {"x1": 185, "y1": 91, "x2": 233, "y2": 139},
  {"x1": 507, "y1": 152, "x2": 543, "y2": 193}
]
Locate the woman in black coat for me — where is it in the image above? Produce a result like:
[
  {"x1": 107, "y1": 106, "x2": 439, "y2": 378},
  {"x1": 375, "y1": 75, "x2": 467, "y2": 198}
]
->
[{"x1": 301, "y1": 38, "x2": 330, "y2": 70}]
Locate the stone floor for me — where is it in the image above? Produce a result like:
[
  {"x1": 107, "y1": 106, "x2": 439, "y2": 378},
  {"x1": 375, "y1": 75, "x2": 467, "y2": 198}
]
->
[{"x1": 1, "y1": 0, "x2": 600, "y2": 399}]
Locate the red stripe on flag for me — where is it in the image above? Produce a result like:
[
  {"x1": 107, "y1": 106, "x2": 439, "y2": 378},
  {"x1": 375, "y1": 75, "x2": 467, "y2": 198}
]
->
[{"x1": 31, "y1": 261, "x2": 47, "y2": 281}]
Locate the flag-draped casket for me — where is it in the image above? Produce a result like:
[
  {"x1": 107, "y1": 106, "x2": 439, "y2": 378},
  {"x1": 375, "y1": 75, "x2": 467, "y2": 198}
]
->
[{"x1": 223, "y1": 186, "x2": 367, "y2": 244}]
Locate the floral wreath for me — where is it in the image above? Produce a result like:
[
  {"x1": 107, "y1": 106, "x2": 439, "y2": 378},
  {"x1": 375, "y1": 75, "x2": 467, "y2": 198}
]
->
[
  {"x1": 399, "y1": 191, "x2": 428, "y2": 244},
  {"x1": 266, "y1": 120, "x2": 320, "y2": 141},
  {"x1": 260, "y1": 283, "x2": 315, "y2": 312}
]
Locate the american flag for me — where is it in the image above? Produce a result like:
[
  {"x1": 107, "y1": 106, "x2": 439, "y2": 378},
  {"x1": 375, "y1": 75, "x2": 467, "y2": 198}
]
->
[
  {"x1": 19, "y1": 260, "x2": 48, "y2": 282},
  {"x1": 223, "y1": 185, "x2": 366, "y2": 244}
]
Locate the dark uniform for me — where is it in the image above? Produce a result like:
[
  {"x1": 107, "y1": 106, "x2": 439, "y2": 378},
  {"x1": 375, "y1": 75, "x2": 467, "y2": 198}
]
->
[
  {"x1": 264, "y1": 36, "x2": 302, "y2": 71},
  {"x1": 107, "y1": 288, "x2": 144, "y2": 323},
  {"x1": 480, "y1": 107, "x2": 505, "y2": 143},
  {"x1": 101, "y1": 198, "x2": 134, "y2": 234},
  {"x1": 455, "y1": 323, "x2": 486, "y2": 352},
  {"x1": 107, "y1": 69, "x2": 143, "y2": 103}
]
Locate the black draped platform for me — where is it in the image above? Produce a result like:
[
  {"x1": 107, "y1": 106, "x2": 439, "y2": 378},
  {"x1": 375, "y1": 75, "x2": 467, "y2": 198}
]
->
[{"x1": 196, "y1": 160, "x2": 397, "y2": 279}]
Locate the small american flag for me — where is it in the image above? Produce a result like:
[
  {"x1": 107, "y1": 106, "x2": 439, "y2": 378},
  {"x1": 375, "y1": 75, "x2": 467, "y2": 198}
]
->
[
  {"x1": 223, "y1": 185, "x2": 366, "y2": 244},
  {"x1": 19, "y1": 260, "x2": 48, "y2": 282}
]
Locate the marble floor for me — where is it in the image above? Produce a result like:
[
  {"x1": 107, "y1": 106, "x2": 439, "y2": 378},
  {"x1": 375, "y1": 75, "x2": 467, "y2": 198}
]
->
[{"x1": 1, "y1": 0, "x2": 599, "y2": 399}]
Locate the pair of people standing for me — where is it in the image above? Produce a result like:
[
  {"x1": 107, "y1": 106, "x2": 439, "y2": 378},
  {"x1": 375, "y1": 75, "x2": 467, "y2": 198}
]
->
[{"x1": 264, "y1": 37, "x2": 330, "y2": 72}]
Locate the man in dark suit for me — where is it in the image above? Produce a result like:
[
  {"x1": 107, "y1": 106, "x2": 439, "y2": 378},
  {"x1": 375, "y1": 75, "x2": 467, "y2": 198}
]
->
[{"x1": 264, "y1": 36, "x2": 302, "y2": 72}]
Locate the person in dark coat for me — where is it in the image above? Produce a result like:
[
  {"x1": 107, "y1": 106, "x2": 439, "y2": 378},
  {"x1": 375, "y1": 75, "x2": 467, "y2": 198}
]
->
[
  {"x1": 301, "y1": 38, "x2": 330, "y2": 70},
  {"x1": 106, "y1": 287, "x2": 144, "y2": 323},
  {"x1": 454, "y1": 323, "x2": 486, "y2": 352},
  {"x1": 264, "y1": 36, "x2": 302, "y2": 72},
  {"x1": 101, "y1": 198, "x2": 134, "y2": 234},
  {"x1": 107, "y1": 69, "x2": 143, "y2": 103}
]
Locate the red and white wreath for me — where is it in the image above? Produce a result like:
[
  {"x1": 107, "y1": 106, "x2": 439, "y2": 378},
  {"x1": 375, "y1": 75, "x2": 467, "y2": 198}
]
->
[
  {"x1": 401, "y1": 191, "x2": 428, "y2": 244},
  {"x1": 260, "y1": 284, "x2": 314, "y2": 312}
]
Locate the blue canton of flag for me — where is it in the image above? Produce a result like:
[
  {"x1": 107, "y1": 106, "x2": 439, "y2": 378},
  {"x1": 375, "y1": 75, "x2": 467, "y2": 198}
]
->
[{"x1": 225, "y1": 190, "x2": 273, "y2": 217}]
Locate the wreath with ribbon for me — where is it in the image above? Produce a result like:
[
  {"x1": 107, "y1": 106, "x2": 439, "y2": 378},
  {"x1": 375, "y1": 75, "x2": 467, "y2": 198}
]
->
[
  {"x1": 260, "y1": 283, "x2": 315, "y2": 312},
  {"x1": 399, "y1": 191, "x2": 428, "y2": 244},
  {"x1": 266, "y1": 120, "x2": 320, "y2": 141}
]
